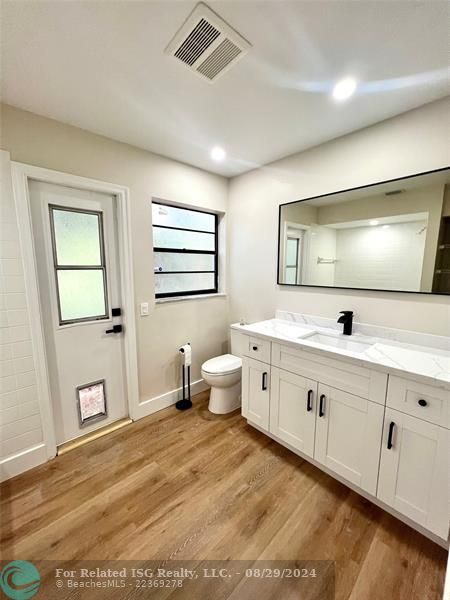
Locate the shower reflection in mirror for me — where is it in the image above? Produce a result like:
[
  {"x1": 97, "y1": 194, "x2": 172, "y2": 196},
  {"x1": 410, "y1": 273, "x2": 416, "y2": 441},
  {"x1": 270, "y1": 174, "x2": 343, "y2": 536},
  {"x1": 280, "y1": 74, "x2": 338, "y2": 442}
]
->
[{"x1": 278, "y1": 168, "x2": 450, "y2": 294}]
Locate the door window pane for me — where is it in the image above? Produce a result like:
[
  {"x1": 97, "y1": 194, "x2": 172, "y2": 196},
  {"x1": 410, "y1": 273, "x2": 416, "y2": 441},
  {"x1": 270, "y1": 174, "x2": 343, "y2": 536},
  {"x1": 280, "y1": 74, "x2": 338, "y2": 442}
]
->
[
  {"x1": 50, "y1": 205, "x2": 109, "y2": 325},
  {"x1": 152, "y1": 203, "x2": 215, "y2": 232},
  {"x1": 153, "y1": 227, "x2": 215, "y2": 251},
  {"x1": 154, "y1": 251, "x2": 215, "y2": 273},
  {"x1": 155, "y1": 272, "x2": 215, "y2": 295},
  {"x1": 52, "y1": 208, "x2": 102, "y2": 266},
  {"x1": 57, "y1": 269, "x2": 106, "y2": 322},
  {"x1": 285, "y1": 267, "x2": 297, "y2": 284},
  {"x1": 286, "y1": 238, "x2": 299, "y2": 266}
]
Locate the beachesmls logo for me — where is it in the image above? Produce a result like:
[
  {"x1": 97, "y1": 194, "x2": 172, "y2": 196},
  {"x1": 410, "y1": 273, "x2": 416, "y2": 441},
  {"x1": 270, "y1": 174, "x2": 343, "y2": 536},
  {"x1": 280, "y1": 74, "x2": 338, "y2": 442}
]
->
[{"x1": 0, "y1": 561, "x2": 40, "y2": 600}]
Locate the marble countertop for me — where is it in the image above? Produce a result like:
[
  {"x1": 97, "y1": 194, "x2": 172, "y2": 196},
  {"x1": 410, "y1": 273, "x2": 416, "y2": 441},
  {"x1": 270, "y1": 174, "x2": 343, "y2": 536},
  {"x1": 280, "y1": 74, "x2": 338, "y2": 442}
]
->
[{"x1": 231, "y1": 312, "x2": 450, "y2": 389}]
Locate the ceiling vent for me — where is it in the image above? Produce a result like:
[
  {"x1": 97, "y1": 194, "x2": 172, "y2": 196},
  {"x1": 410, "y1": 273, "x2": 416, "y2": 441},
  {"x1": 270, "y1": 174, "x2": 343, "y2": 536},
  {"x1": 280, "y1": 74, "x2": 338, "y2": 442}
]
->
[{"x1": 165, "y1": 2, "x2": 251, "y2": 83}]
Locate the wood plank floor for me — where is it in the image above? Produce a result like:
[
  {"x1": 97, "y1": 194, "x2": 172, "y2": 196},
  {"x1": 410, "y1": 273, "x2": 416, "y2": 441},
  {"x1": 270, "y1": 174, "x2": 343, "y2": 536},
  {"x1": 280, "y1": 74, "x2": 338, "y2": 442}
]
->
[{"x1": 0, "y1": 391, "x2": 447, "y2": 599}]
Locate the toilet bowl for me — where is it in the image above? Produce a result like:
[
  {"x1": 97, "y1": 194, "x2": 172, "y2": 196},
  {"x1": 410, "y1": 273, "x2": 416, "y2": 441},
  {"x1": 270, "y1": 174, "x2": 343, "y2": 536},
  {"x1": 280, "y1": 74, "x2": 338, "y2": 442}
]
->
[{"x1": 201, "y1": 354, "x2": 242, "y2": 414}]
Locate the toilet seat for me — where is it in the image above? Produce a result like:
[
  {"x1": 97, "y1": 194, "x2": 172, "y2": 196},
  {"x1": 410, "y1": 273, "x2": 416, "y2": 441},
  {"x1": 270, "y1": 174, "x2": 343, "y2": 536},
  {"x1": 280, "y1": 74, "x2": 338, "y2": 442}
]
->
[{"x1": 202, "y1": 354, "x2": 242, "y2": 375}]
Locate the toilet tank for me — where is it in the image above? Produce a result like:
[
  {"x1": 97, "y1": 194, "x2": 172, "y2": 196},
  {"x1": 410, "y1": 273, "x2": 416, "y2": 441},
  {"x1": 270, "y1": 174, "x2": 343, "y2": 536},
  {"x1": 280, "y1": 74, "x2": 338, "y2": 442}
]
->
[{"x1": 230, "y1": 329, "x2": 249, "y2": 358}]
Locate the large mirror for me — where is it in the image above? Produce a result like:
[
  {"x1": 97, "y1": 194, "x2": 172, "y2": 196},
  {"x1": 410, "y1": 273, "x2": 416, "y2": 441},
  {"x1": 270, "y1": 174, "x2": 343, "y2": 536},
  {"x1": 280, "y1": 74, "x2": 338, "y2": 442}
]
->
[{"x1": 278, "y1": 168, "x2": 450, "y2": 294}]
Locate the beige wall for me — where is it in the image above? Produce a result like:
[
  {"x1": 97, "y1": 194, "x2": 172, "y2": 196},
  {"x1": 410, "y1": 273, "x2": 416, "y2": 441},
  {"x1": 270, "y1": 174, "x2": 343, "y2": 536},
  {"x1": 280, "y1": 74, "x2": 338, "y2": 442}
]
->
[
  {"x1": 2, "y1": 97, "x2": 450, "y2": 416},
  {"x1": 228, "y1": 97, "x2": 450, "y2": 335},
  {"x1": 1, "y1": 104, "x2": 229, "y2": 404}
]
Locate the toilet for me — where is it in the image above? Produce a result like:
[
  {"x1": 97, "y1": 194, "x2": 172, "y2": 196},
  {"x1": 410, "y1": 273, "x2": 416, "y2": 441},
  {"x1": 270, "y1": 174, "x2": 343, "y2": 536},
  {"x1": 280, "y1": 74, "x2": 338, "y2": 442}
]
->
[{"x1": 201, "y1": 354, "x2": 242, "y2": 414}]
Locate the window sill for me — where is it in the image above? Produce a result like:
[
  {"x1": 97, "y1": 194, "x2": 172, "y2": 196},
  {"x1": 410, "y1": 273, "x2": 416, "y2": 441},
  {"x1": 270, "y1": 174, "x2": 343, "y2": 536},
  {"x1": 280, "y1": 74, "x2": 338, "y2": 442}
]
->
[{"x1": 155, "y1": 292, "x2": 227, "y2": 305}]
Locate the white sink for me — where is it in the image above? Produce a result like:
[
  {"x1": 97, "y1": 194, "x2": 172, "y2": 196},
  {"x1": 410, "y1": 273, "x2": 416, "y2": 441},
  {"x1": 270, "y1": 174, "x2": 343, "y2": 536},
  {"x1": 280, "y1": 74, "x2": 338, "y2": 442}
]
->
[{"x1": 304, "y1": 332, "x2": 373, "y2": 354}]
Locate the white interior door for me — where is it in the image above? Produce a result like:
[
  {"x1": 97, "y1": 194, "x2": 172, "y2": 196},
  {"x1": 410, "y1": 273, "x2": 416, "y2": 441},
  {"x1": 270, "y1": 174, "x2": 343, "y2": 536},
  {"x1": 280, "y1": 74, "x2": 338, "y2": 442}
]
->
[{"x1": 29, "y1": 181, "x2": 128, "y2": 445}]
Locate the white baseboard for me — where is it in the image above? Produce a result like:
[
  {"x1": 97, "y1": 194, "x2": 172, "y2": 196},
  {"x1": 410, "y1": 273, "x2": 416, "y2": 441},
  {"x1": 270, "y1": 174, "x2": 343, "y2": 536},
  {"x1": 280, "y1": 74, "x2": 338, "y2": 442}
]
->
[
  {"x1": 0, "y1": 382, "x2": 209, "y2": 481},
  {"x1": 134, "y1": 378, "x2": 209, "y2": 420},
  {"x1": 0, "y1": 443, "x2": 47, "y2": 482}
]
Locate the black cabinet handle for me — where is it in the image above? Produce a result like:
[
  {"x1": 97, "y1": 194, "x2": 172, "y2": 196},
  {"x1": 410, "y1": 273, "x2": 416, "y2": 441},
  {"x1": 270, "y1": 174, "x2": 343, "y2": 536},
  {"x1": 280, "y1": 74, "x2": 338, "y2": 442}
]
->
[
  {"x1": 252, "y1": 346, "x2": 258, "y2": 351},
  {"x1": 262, "y1": 372, "x2": 268, "y2": 391},
  {"x1": 387, "y1": 421, "x2": 395, "y2": 449},
  {"x1": 418, "y1": 399, "x2": 427, "y2": 407},
  {"x1": 319, "y1": 394, "x2": 326, "y2": 417},
  {"x1": 105, "y1": 324, "x2": 123, "y2": 334},
  {"x1": 307, "y1": 389, "x2": 313, "y2": 412}
]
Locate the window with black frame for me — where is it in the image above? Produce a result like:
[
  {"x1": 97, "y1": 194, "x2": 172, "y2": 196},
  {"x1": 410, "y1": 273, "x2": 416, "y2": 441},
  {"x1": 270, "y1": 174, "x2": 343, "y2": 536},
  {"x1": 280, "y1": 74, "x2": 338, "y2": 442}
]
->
[{"x1": 152, "y1": 201, "x2": 218, "y2": 298}]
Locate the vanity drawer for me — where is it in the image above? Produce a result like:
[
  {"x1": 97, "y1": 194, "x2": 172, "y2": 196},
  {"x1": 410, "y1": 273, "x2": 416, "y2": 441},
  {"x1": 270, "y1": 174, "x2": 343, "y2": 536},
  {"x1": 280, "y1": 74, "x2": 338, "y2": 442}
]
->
[
  {"x1": 245, "y1": 337, "x2": 271, "y2": 364},
  {"x1": 272, "y1": 342, "x2": 387, "y2": 405},
  {"x1": 387, "y1": 376, "x2": 449, "y2": 429}
]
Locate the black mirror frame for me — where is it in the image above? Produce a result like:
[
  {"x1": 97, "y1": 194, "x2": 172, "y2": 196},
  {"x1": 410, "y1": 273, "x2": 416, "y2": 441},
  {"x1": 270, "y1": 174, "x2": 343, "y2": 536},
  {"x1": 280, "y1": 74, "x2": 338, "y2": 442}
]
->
[{"x1": 277, "y1": 166, "x2": 450, "y2": 296}]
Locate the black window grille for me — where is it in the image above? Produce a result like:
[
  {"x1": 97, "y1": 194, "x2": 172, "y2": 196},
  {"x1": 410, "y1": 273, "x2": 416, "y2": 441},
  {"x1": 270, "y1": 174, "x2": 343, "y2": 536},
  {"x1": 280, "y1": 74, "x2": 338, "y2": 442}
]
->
[{"x1": 152, "y1": 201, "x2": 218, "y2": 299}]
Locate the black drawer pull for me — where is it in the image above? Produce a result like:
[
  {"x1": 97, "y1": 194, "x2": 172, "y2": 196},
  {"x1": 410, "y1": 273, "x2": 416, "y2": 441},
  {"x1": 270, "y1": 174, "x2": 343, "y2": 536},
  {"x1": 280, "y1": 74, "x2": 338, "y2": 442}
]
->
[
  {"x1": 387, "y1": 421, "x2": 395, "y2": 449},
  {"x1": 418, "y1": 399, "x2": 427, "y2": 407},
  {"x1": 307, "y1": 389, "x2": 313, "y2": 412},
  {"x1": 319, "y1": 394, "x2": 326, "y2": 417},
  {"x1": 252, "y1": 345, "x2": 258, "y2": 351},
  {"x1": 262, "y1": 372, "x2": 268, "y2": 391}
]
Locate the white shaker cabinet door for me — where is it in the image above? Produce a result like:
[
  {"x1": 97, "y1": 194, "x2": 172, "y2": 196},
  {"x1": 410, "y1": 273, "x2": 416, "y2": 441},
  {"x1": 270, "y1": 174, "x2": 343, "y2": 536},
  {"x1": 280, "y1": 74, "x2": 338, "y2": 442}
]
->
[
  {"x1": 270, "y1": 368, "x2": 317, "y2": 458},
  {"x1": 241, "y1": 357, "x2": 270, "y2": 431},
  {"x1": 377, "y1": 408, "x2": 449, "y2": 539},
  {"x1": 314, "y1": 384, "x2": 384, "y2": 495}
]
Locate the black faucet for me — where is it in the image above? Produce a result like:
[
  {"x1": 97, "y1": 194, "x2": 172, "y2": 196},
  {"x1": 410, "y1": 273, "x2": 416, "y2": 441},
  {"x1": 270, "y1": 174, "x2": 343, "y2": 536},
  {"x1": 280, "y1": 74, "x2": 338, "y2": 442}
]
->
[{"x1": 337, "y1": 311, "x2": 353, "y2": 336}]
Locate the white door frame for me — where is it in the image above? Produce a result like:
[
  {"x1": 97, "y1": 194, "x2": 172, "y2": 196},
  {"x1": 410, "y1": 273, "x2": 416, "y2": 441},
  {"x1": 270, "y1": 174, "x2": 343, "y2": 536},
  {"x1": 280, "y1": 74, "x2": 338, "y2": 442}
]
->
[
  {"x1": 281, "y1": 220, "x2": 308, "y2": 284},
  {"x1": 11, "y1": 162, "x2": 139, "y2": 459}
]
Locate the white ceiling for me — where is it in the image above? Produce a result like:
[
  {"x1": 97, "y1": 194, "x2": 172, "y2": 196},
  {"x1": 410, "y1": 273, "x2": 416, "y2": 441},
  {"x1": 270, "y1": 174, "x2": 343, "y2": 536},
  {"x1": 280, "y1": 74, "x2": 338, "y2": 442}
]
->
[{"x1": 2, "y1": 1, "x2": 449, "y2": 177}]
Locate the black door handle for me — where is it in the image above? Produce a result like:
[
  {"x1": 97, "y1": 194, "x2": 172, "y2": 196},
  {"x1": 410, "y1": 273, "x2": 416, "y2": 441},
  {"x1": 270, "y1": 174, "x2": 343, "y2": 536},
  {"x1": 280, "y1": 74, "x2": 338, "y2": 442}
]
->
[
  {"x1": 105, "y1": 324, "x2": 123, "y2": 334},
  {"x1": 262, "y1": 372, "x2": 268, "y2": 391},
  {"x1": 319, "y1": 394, "x2": 326, "y2": 417},
  {"x1": 387, "y1": 421, "x2": 395, "y2": 449},
  {"x1": 307, "y1": 389, "x2": 313, "y2": 412}
]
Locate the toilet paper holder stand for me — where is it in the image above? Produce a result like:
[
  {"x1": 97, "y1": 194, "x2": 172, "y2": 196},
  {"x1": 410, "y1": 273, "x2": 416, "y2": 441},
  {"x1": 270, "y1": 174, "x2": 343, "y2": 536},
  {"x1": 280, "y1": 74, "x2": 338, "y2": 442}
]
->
[{"x1": 176, "y1": 343, "x2": 192, "y2": 411}]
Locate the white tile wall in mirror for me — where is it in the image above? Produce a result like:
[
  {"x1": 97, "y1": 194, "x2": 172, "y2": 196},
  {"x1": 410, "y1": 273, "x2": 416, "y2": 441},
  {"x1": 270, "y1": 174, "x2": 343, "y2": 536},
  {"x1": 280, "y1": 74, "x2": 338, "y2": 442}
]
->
[{"x1": 278, "y1": 168, "x2": 450, "y2": 294}]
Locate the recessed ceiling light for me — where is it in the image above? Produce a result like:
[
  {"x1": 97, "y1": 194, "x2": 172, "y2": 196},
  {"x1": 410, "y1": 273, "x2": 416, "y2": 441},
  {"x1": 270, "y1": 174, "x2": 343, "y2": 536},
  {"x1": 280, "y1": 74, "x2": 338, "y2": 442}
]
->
[
  {"x1": 332, "y1": 77, "x2": 357, "y2": 101},
  {"x1": 211, "y1": 146, "x2": 226, "y2": 161},
  {"x1": 370, "y1": 220, "x2": 379, "y2": 226}
]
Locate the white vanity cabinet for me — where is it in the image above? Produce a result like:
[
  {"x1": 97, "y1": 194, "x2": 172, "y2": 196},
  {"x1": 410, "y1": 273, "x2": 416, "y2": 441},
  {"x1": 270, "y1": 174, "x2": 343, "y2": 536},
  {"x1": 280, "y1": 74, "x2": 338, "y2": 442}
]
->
[
  {"x1": 314, "y1": 384, "x2": 385, "y2": 495},
  {"x1": 235, "y1": 327, "x2": 449, "y2": 543},
  {"x1": 377, "y1": 406, "x2": 449, "y2": 539},
  {"x1": 270, "y1": 368, "x2": 317, "y2": 458},
  {"x1": 269, "y1": 370, "x2": 384, "y2": 494},
  {"x1": 241, "y1": 356, "x2": 270, "y2": 430},
  {"x1": 271, "y1": 342, "x2": 387, "y2": 404}
]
